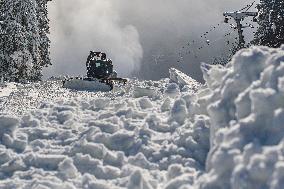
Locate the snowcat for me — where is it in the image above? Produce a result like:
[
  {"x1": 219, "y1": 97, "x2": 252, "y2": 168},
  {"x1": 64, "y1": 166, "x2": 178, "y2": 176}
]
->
[{"x1": 63, "y1": 51, "x2": 127, "y2": 91}]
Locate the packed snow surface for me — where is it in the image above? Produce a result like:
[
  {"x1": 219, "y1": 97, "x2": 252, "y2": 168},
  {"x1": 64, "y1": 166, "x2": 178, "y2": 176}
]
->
[
  {"x1": 1, "y1": 46, "x2": 284, "y2": 189},
  {"x1": 0, "y1": 69, "x2": 204, "y2": 189},
  {"x1": 0, "y1": 83, "x2": 16, "y2": 98}
]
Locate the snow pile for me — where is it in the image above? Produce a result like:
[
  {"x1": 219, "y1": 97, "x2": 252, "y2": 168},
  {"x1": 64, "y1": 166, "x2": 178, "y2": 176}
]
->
[
  {"x1": 194, "y1": 45, "x2": 284, "y2": 188},
  {"x1": 0, "y1": 72, "x2": 206, "y2": 188}
]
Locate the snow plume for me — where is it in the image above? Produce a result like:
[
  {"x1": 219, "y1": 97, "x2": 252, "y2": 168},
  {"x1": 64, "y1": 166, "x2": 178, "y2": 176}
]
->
[
  {"x1": 44, "y1": 0, "x2": 258, "y2": 81},
  {"x1": 112, "y1": 0, "x2": 258, "y2": 81},
  {"x1": 44, "y1": 0, "x2": 143, "y2": 78}
]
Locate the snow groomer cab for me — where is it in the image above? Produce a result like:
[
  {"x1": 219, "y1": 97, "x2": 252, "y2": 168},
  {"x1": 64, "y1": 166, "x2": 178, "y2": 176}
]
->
[{"x1": 86, "y1": 51, "x2": 114, "y2": 79}]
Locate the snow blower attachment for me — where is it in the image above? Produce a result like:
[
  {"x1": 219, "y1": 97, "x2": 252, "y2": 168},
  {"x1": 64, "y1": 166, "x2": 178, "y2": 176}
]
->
[{"x1": 63, "y1": 51, "x2": 127, "y2": 91}]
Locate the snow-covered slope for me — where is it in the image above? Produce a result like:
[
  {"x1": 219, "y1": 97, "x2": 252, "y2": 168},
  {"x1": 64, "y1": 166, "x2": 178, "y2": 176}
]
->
[{"x1": 1, "y1": 45, "x2": 284, "y2": 189}]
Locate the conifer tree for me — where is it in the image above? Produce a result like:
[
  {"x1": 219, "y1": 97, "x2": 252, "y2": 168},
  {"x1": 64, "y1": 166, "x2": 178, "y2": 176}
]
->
[
  {"x1": 0, "y1": 0, "x2": 52, "y2": 82},
  {"x1": 252, "y1": 0, "x2": 284, "y2": 47},
  {"x1": 36, "y1": 0, "x2": 52, "y2": 68}
]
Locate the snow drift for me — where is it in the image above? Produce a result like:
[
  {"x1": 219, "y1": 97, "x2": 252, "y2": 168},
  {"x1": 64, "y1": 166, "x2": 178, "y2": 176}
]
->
[
  {"x1": 0, "y1": 70, "x2": 203, "y2": 188},
  {"x1": 193, "y1": 45, "x2": 284, "y2": 189},
  {"x1": 1, "y1": 45, "x2": 284, "y2": 188}
]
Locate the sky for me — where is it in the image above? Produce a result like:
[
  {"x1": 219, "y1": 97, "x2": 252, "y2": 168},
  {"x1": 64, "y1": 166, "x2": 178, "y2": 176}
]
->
[{"x1": 43, "y1": 0, "x2": 259, "y2": 82}]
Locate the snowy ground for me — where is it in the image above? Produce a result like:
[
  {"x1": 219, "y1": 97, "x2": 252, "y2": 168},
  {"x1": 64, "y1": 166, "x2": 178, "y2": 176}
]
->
[
  {"x1": 0, "y1": 70, "x2": 204, "y2": 189},
  {"x1": 1, "y1": 46, "x2": 284, "y2": 189}
]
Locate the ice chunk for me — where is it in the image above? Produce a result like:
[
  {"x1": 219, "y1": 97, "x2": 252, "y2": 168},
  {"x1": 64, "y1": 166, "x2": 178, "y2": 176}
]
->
[
  {"x1": 138, "y1": 97, "x2": 153, "y2": 109},
  {"x1": 169, "y1": 68, "x2": 200, "y2": 90},
  {"x1": 0, "y1": 116, "x2": 19, "y2": 138},
  {"x1": 57, "y1": 110, "x2": 74, "y2": 124},
  {"x1": 164, "y1": 173, "x2": 195, "y2": 189},
  {"x1": 170, "y1": 99, "x2": 187, "y2": 125},
  {"x1": 88, "y1": 121, "x2": 120, "y2": 134},
  {"x1": 103, "y1": 151, "x2": 125, "y2": 167},
  {"x1": 58, "y1": 158, "x2": 78, "y2": 179},
  {"x1": 133, "y1": 86, "x2": 157, "y2": 98},
  {"x1": 0, "y1": 148, "x2": 13, "y2": 165},
  {"x1": 0, "y1": 157, "x2": 26, "y2": 174},
  {"x1": 70, "y1": 139, "x2": 107, "y2": 160},
  {"x1": 161, "y1": 98, "x2": 172, "y2": 112},
  {"x1": 93, "y1": 98, "x2": 111, "y2": 109},
  {"x1": 104, "y1": 131, "x2": 137, "y2": 152},
  {"x1": 167, "y1": 164, "x2": 184, "y2": 180},
  {"x1": 128, "y1": 153, "x2": 158, "y2": 170},
  {"x1": 24, "y1": 154, "x2": 66, "y2": 170},
  {"x1": 165, "y1": 83, "x2": 180, "y2": 98},
  {"x1": 127, "y1": 170, "x2": 153, "y2": 189},
  {"x1": 73, "y1": 153, "x2": 120, "y2": 180}
]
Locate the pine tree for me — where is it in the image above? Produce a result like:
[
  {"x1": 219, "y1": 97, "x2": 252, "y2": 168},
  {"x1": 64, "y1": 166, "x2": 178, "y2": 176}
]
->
[
  {"x1": 252, "y1": 0, "x2": 284, "y2": 47},
  {"x1": 0, "y1": 0, "x2": 52, "y2": 82},
  {"x1": 0, "y1": 0, "x2": 39, "y2": 82},
  {"x1": 35, "y1": 0, "x2": 52, "y2": 68}
]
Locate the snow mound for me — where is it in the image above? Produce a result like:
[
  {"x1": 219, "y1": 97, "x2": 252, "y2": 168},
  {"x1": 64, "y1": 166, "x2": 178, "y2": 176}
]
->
[
  {"x1": 194, "y1": 45, "x2": 284, "y2": 188},
  {"x1": 0, "y1": 72, "x2": 205, "y2": 188}
]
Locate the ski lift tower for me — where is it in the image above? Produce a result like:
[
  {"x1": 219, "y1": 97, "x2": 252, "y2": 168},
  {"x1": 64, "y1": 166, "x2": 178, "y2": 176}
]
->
[{"x1": 223, "y1": 11, "x2": 258, "y2": 49}]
